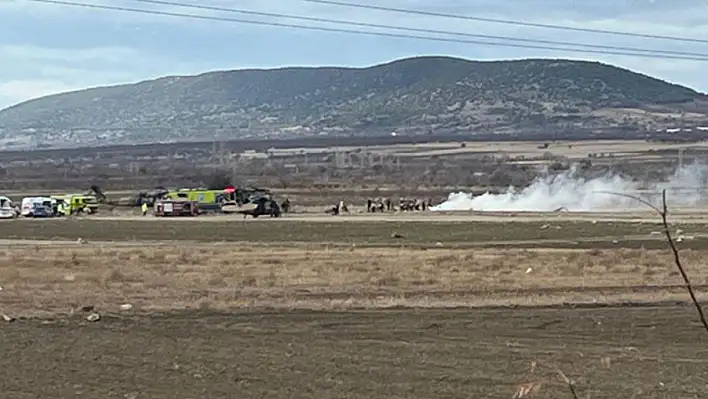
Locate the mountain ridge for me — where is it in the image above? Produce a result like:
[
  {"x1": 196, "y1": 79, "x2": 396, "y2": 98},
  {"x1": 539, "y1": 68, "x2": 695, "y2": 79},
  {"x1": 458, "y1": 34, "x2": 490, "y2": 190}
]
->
[{"x1": 1, "y1": 55, "x2": 707, "y2": 148}]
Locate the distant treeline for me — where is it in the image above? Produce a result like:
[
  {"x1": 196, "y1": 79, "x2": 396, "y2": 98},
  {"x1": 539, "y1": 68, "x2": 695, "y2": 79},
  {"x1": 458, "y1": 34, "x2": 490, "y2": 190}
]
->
[{"x1": 2, "y1": 129, "x2": 708, "y2": 162}]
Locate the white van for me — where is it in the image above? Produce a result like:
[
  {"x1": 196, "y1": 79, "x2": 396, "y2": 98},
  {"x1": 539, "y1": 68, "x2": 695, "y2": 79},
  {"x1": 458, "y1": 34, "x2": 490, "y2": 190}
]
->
[{"x1": 21, "y1": 197, "x2": 55, "y2": 217}]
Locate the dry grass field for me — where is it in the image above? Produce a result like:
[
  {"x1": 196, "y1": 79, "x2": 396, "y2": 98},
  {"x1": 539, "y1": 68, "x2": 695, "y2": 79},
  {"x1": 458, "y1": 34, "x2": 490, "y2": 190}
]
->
[
  {"x1": 279, "y1": 139, "x2": 706, "y2": 160},
  {"x1": 1, "y1": 244, "x2": 708, "y2": 316},
  {"x1": 1, "y1": 237, "x2": 708, "y2": 398},
  {"x1": 2, "y1": 138, "x2": 708, "y2": 398}
]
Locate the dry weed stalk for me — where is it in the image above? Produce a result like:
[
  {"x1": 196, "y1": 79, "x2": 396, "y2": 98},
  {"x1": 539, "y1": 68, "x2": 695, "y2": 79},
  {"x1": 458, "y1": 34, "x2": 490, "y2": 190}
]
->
[
  {"x1": 600, "y1": 188, "x2": 708, "y2": 334},
  {"x1": 556, "y1": 368, "x2": 580, "y2": 399},
  {"x1": 513, "y1": 361, "x2": 543, "y2": 399},
  {"x1": 513, "y1": 361, "x2": 576, "y2": 399},
  {"x1": 513, "y1": 382, "x2": 542, "y2": 399}
]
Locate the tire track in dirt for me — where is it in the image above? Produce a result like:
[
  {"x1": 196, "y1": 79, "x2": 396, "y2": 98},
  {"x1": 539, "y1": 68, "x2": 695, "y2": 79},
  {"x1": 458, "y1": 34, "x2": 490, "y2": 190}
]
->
[
  {"x1": 215, "y1": 284, "x2": 708, "y2": 302},
  {"x1": 0, "y1": 231, "x2": 705, "y2": 248}
]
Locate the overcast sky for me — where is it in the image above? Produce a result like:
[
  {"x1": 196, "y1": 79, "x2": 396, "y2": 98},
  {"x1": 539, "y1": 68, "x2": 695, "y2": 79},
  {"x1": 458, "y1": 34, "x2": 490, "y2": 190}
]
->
[{"x1": 1, "y1": 0, "x2": 707, "y2": 109}]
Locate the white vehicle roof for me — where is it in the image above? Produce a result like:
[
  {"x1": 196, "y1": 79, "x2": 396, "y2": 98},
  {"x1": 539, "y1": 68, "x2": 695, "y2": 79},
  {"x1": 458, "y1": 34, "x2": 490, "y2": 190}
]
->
[
  {"x1": 0, "y1": 197, "x2": 14, "y2": 210},
  {"x1": 22, "y1": 196, "x2": 53, "y2": 201},
  {"x1": 21, "y1": 197, "x2": 54, "y2": 205}
]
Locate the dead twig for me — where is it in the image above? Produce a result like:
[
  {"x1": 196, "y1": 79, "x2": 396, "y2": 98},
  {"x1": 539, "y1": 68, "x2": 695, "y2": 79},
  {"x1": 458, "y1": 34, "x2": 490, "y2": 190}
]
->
[
  {"x1": 599, "y1": 189, "x2": 708, "y2": 335},
  {"x1": 556, "y1": 368, "x2": 580, "y2": 399}
]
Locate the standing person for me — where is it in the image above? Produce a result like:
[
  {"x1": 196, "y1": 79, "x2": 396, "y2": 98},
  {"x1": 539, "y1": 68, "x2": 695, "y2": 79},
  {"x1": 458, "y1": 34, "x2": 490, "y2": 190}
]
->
[
  {"x1": 141, "y1": 202, "x2": 149, "y2": 216},
  {"x1": 281, "y1": 198, "x2": 291, "y2": 213}
]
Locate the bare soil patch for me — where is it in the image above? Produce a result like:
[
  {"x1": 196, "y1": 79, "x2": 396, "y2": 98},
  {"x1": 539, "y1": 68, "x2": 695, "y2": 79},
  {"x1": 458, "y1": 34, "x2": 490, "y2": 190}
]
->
[{"x1": 0, "y1": 307, "x2": 706, "y2": 398}]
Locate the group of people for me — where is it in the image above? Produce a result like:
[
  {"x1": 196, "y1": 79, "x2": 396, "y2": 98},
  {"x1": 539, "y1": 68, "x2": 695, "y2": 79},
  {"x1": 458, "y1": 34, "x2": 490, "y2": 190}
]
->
[
  {"x1": 366, "y1": 198, "x2": 433, "y2": 212},
  {"x1": 325, "y1": 198, "x2": 435, "y2": 215},
  {"x1": 398, "y1": 198, "x2": 433, "y2": 212}
]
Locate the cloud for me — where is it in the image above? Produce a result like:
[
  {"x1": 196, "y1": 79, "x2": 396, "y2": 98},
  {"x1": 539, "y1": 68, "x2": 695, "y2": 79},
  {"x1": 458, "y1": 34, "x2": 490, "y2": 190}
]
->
[
  {"x1": 0, "y1": 80, "x2": 75, "y2": 106},
  {"x1": 0, "y1": 44, "x2": 137, "y2": 63},
  {"x1": 0, "y1": 44, "x2": 136, "y2": 108},
  {"x1": 1, "y1": 0, "x2": 707, "y2": 109},
  {"x1": 0, "y1": 43, "x2": 223, "y2": 109}
]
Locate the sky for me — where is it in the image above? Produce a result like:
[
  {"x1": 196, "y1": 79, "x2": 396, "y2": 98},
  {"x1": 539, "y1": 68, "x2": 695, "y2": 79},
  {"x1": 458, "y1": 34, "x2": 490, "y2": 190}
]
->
[{"x1": 1, "y1": 0, "x2": 708, "y2": 110}]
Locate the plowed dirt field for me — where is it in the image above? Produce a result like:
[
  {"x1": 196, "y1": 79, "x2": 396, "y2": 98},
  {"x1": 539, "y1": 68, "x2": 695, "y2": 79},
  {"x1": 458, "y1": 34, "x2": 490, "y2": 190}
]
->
[{"x1": 1, "y1": 306, "x2": 706, "y2": 399}]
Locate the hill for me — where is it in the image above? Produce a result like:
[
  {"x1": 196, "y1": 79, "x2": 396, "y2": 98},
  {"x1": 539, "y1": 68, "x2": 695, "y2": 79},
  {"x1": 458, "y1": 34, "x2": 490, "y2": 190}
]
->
[{"x1": 1, "y1": 55, "x2": 707, "y2": 148}]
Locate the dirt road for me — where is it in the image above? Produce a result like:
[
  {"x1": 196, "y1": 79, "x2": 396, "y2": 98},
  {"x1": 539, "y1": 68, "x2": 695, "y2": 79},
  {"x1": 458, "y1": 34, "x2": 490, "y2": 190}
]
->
[
  {"x1": 86, "y1": 208, "x2": 708, "y2": 224},
  {"x1": 2, "y1": 214, "x2": 708, "y2": 250},
  {"x1": 0, "y1": 306, "x2": 705, "y2": 399}
]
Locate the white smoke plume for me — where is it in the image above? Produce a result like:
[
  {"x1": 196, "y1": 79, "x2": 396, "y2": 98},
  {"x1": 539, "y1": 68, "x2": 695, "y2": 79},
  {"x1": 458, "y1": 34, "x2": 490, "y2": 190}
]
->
[{"x1": 431, "y1": 162, "x2": 708, "y2": 212}]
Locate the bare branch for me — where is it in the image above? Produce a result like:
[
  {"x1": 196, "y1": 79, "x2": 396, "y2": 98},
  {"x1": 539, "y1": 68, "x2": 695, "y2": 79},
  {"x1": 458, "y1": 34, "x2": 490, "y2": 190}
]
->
[
  {"x1": 658, "y1": 189, "x2": 708, "y2": 334},
  {"x1": 599, "y1": 189, "x2": 708, "y2": 335},
  {"x1": 592, "y1": 190, "x2": 662, "y2": 214}
]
